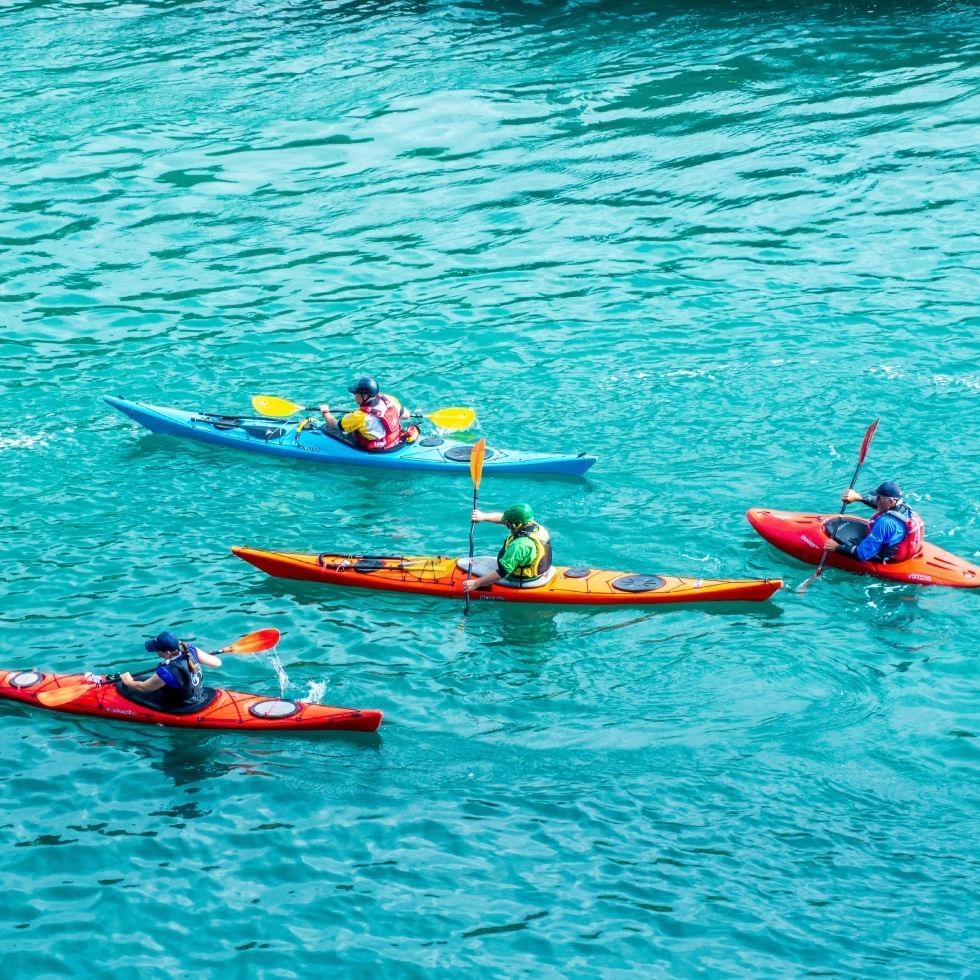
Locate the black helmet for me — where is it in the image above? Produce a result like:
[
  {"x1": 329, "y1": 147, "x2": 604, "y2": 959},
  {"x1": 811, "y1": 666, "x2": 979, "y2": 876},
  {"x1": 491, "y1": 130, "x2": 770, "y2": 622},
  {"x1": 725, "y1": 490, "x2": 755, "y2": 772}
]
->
[{"x1": 348, "y1": 376, "x2": 380, "y2": 398}]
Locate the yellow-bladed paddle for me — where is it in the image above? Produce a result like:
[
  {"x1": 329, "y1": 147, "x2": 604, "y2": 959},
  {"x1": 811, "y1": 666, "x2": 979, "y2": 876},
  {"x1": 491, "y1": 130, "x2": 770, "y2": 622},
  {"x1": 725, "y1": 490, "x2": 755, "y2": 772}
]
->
[
  {"x1": 36, "y1": 628, "x2": 282, "y2": 708},
  {"x1": 464, "y1": 439, "x2": 488, "y2": 616},
  {"x1": 251, "y1": 395, "x2": 476, "y2": 432}
]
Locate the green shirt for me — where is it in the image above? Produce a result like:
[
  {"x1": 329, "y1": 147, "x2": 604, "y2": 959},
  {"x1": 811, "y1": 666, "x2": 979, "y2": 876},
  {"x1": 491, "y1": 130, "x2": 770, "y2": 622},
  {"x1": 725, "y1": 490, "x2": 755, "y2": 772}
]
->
[{"x1": 498, "y1": 537, "x2": 537, "y2": 576}]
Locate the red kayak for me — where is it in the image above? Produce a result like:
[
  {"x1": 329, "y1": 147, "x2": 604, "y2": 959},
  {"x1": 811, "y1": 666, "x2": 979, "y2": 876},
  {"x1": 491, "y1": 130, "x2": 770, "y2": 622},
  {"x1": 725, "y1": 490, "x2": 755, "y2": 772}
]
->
[
  {"x1": 232, "y1": 547, "x2": 783, "y2": 605},
  {"x1": 746, "y1": 508, "x2": 980, "y2": 588},
  {"x1": 0, "y1": 668, "x2": 382, "y2": 733}
]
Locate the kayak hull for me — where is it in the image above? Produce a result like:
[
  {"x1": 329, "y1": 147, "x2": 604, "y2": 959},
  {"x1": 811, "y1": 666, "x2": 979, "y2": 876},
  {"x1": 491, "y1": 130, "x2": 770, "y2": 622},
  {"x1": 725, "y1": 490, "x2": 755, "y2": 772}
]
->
[
  {"x1": 104, "y1": 396, "x2": 597, "y2": 476},
  {"x1": 746, "y1": 508, "x2": 980, "y2": 588},
  {"x1": 0, "y1": 669, "x2": 382, "y2": 732},
  {"x1": 232, "y1": 547, "x2": 783, "y2": 605}
]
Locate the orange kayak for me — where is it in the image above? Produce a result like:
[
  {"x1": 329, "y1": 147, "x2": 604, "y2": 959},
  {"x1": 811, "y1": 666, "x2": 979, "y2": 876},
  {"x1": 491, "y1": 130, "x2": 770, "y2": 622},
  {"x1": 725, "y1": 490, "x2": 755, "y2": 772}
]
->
[
  {"x1": 746, "y1": 508, "x2": 980, "y2": 588},
  {"x1": 0, "y1": 668, "x2": 382, "y2": 733},
  {"x1": 232, "y1": 547, "x2": 783, "y2": 605}
]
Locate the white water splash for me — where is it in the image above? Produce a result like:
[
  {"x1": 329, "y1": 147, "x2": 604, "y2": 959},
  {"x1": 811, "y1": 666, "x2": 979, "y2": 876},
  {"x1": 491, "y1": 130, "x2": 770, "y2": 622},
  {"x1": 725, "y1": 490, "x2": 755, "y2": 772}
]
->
[
  {"x1": 267, "y1": 650, "x2": 289, "y2": 697},
  {"x1": 306, "y1": 679, "x2": 327, "y2": 704},
  {"x1": 0, "y1": 433, "x2": 51, "y2": 450}
]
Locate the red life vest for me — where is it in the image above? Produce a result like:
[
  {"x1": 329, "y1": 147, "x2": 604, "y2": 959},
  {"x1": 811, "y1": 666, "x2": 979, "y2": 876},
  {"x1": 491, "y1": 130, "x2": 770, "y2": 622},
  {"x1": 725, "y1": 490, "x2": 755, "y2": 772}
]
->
[
  {"x1": 870, "y1": 505, "x2": 925, "y2": 562},
  {"x1": 353, "y1": 394, "x2": 403, "y2": 451}
]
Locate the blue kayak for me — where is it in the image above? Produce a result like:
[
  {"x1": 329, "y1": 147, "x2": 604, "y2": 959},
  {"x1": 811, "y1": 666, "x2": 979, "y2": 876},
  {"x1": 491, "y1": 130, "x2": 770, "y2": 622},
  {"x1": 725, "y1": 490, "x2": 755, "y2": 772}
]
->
[{"x1": 104, "y1": 396, "x2": 598, "y2": 477}]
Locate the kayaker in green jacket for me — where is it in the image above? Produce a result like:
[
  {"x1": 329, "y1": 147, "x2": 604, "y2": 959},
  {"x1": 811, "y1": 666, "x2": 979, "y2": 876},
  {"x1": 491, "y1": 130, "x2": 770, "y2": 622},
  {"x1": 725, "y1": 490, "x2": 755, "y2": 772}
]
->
[{"x1": 463, "y1": 503, "x2": 554, "y2": 591}]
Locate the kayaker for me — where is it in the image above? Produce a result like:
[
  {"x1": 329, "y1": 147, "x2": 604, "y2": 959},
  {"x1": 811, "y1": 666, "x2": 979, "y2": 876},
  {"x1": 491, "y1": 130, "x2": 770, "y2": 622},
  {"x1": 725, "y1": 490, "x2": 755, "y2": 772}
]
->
[
  {"x1": 462, "y1": 503, "x2": 554, "y2": 591},
  {"x1": 822, "y1": 481, "x2": 925, "y2": 563},
  {"x1": 118, "y1": 630, "x2": 223, "y2": 709},
  {"x1": 319, "y1": 376, "x2": 420, "y2": 451}
]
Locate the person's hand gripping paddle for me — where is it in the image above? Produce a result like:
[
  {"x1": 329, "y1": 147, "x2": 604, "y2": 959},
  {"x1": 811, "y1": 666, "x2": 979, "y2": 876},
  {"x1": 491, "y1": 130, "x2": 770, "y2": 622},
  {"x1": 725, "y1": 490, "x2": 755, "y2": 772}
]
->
[{"x1": 797, "y1": 418, "x2": 879, "y2": 594}]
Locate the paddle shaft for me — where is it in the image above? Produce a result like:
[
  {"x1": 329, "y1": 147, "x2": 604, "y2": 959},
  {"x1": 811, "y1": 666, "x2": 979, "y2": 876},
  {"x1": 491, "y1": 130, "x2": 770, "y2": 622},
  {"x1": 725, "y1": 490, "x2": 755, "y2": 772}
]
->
[
  {"x1": 464, "y1": 439, "x2": 488, "y2": 616},
  {"x1": 808, "y1": 418, "x2": 880, "y2": 584}
]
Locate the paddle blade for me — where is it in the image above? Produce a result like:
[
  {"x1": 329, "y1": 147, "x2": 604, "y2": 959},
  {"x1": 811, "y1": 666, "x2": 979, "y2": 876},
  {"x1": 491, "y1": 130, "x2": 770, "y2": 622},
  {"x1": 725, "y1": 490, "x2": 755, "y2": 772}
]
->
[
  {"x1": 469, "y1": 438, "x2": 487, "y2": 491},
  {"x1": 857, "y1": 417, "x2": 880, "y2": 467},
  {"x1": 425, "y1": 407, "x2": 476, "y2": 432},
  {"x1": 222, "y1": 628, "x2": 281, "y2": 654},
  {"x1": 795, "y1": 569, "x2": 821, "y2": 595},
  {"x1": 38, "y1": 682, "x2": 94, "y2": 708},
  {"x1": 252, "y1": 395, "x2": 304, "y2": 418}
]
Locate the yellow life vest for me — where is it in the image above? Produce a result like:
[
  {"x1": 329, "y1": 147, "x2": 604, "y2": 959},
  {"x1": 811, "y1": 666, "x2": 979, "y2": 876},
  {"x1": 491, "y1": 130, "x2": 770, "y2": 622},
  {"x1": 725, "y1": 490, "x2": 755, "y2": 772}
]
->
[{"x1": 497, "y1": 522, "x2": 553, "y2": 580}]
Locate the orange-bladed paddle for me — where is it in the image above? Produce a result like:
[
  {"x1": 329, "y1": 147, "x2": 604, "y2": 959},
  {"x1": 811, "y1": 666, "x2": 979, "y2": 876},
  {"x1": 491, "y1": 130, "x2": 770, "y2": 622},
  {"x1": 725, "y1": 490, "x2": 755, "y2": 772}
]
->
[
  {"x1": 36, "y1": 628, "x2": 282, "y2": 708},
  {"x1": 464, "y1": 439, "x2": 488, "y2": 616},
  {"x1": 38, "y1": 682, "x2": 109, "y2": 708},
  {"x1": 219, "y1": 628, "x2": 281, "y2": 654},
  {"x1": 797, "y1": 418, "x2": 880, "y2": 594}
]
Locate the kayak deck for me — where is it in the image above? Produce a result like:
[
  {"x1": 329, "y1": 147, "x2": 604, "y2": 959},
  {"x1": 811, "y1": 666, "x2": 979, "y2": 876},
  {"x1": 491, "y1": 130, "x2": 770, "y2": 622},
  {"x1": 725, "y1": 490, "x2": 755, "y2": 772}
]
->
[
  {"x1": 104, "y1": 395, "x2": 597, "y2": 476},
  {"x1": 0, "y1": 669, "x2": 382, "y2": 732},
  {"x1": 746, "y1": 508, "x2": 980, "y2": 588},
  {"x1": 232, "y1": 547, "x2": 783, "y2": 605}
]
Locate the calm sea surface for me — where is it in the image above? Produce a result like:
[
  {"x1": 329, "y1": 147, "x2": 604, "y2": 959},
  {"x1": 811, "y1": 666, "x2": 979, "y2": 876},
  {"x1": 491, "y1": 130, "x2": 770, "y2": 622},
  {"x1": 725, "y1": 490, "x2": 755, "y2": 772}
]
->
[{"x1": 1, "y1": 0, "x2": 978, "y2": 975}]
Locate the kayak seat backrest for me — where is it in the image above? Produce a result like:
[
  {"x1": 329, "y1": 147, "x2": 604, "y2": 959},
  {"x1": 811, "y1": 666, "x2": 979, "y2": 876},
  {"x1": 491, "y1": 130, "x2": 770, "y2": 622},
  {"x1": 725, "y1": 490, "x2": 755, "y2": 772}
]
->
[
  {"x1": 114, "y1": 683, "x2": 220, "y2": 714},
  {"x1": 498, "y1": 566, "x2": 557, "y2": 589},
  {"x1": 825, "y1": 517, "x2": 867, "y2": 547},
  {"x1": 319, "y1": 426, "x2": 405, "y2": 454}
]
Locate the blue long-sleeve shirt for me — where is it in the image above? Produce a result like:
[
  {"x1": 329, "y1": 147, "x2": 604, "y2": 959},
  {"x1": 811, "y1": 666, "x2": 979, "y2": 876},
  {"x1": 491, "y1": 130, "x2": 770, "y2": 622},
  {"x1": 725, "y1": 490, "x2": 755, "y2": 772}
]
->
[{"x1": 839, "y1": 495, "x2": 909, "y2": 562}]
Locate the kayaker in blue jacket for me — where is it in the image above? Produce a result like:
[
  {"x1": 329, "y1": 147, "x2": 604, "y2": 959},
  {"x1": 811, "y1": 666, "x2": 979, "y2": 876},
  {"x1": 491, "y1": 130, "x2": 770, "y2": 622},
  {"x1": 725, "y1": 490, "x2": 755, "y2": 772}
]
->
[
  {"x1": 823, "y1": 481, "x2": 925, "y2": 563},
  {"x1": 119, "y1": 631, "x2": 222, "y2": 709},
  {"x1": 463, "y1": 503, "x2": 553, "y2": 591}
]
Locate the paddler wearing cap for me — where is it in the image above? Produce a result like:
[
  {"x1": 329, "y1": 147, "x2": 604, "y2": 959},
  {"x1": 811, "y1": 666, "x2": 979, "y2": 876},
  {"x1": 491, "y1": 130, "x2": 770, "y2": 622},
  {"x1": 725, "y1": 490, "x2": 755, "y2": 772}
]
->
[
  {"x1": 118, "y1": 631, "x2": 223, "y2": 709},
  {"x1": 462, "y1": 503, "x2": 553, "y2": 591},
  {"x1": 823, "y1": 481, "x2": 925, "y2": 563}
]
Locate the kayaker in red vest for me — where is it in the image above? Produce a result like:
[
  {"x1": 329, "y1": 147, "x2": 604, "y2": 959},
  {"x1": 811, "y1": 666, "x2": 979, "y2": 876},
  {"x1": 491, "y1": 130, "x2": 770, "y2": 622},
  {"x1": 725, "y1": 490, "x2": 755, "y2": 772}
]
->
[
  {"x1": 118, "y1": 630, "x2": 222, "y2": 709},
  {"x1": 319, "y1": 376, "x2": 418, "y2": 451},
  {"x1": 823, "y1": 481, "x2": 925, "y2": 563},
  {"x1": 462, "y1": 503, "x2": 554, "y2": 591}
]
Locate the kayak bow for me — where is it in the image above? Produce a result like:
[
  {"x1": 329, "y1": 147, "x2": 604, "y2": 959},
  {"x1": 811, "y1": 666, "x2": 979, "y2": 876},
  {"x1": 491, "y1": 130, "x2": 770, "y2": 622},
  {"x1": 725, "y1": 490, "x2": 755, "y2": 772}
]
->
[{"x1": 232, "y1": 547, "x2": 783, "y2": 606}]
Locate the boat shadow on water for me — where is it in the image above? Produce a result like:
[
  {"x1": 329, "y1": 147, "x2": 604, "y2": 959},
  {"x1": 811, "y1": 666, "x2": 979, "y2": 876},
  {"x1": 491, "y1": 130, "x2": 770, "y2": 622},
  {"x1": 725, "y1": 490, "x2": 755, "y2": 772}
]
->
[{"x1": 0, "y1": 703, "x2": 383, "y2": 791}]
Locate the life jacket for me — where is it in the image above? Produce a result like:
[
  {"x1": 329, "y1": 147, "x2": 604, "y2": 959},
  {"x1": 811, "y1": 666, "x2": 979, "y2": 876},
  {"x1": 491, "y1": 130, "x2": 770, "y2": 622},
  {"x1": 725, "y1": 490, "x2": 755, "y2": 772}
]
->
[
  {"x1": 870, "y1": 503, "x2": 925, "y2": 562},
  {"x1": 156, "y1": 643, "x2": 206, "y2": 706},
  {"x1": 353, "y1": 395, "x2": 403, "y2": 451},
  {"x1": 496, "y1": 522, "x2": 553, "y2": 580}
]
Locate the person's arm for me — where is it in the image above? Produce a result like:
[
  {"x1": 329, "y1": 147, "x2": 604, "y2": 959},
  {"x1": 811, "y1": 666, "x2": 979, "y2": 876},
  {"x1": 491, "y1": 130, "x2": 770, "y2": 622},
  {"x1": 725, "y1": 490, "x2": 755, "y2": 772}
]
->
[
  {"x1": 194, "y1": 646, "x2": 222, "y2": 668},
  {"x1": 388, "y1": 394, "x2": 410, "y2": 420},
  {"x1": 471, "y1": 509, "x2": 505, "y2": 525},
  {"x1": 463, "y1": 568, "x2": 502, "y2": 592},
  {"x1": 842, "y1": 489, "x2": 877, "y2": 509},
  {"x1": 828, "y1": 516, "x2": 895, "y2": 561},
  {"x1": 119, "y1": 671, "x2": 166, "y2": 693},
  {"x1": 319, "y1": 404, "x2": 339, "y2": 428}
]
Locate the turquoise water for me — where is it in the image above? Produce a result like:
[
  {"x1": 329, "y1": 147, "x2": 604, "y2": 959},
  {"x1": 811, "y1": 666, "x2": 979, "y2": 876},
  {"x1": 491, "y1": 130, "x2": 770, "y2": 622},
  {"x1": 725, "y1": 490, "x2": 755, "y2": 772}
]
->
[{"x1": 2, "y1": 0, "x2": 979, "y2": 974}]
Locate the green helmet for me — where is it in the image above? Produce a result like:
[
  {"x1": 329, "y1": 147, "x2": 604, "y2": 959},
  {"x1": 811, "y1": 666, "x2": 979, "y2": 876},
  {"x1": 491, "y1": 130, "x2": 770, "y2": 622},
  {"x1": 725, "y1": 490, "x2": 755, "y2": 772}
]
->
[{"x1": 502, "y1": 503, "x2": 534, "y2": 527}]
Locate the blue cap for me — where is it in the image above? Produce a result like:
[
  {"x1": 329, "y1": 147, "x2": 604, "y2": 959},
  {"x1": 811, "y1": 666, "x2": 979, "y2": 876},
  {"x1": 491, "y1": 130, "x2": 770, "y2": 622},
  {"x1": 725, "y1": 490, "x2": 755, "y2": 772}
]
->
[
  {"x1": 145, "y1": 631, "x2": 180, "y2": 653},
  {"x1": 875, "y1": 481, "x2": 902, "y2": 499}
]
